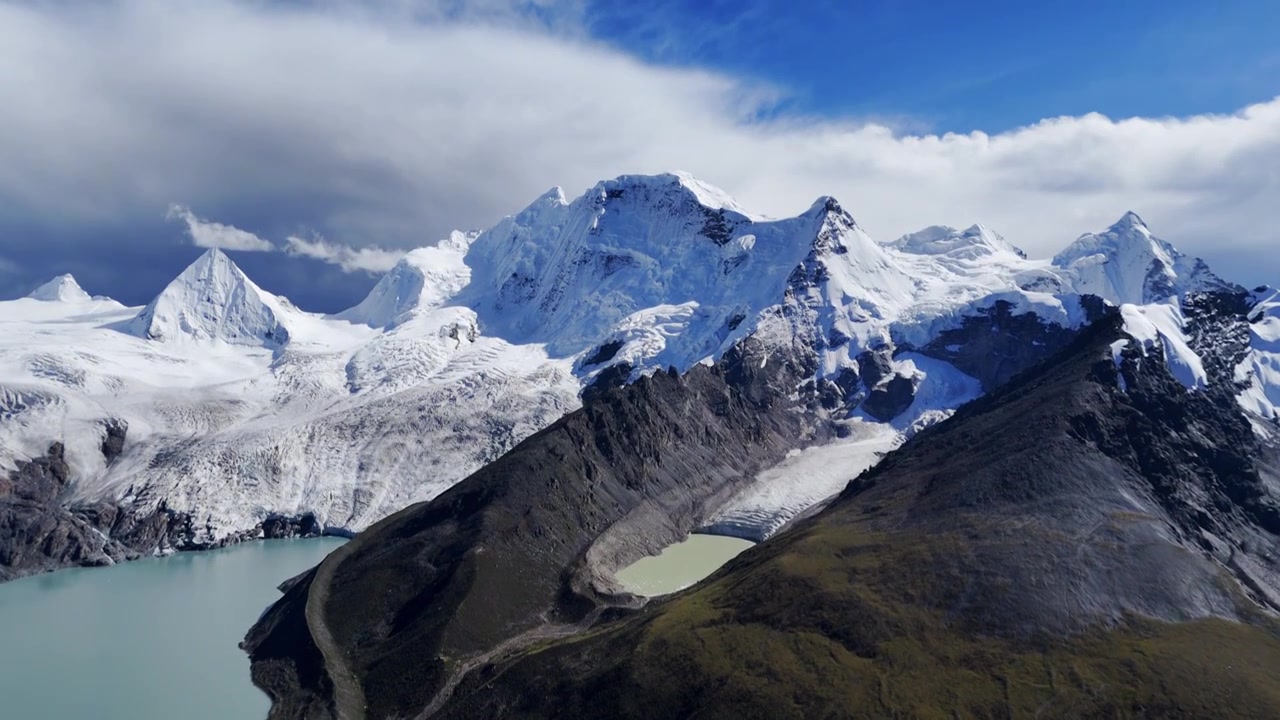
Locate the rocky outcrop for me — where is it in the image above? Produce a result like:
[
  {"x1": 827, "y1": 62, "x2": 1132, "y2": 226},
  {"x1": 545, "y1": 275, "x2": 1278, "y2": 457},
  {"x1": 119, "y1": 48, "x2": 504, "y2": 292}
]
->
[
  {"x1": 0, "y1": 443, "x2": 108, "y2": 581},
  {"x1": 244, "y1": 338, "x2": 833, "y2": 720},
  {"x1": 1181, "y1": 288, "x2": 1254, "y2": 387},
  {"x1": 910, "y1": 298, "x2": 1099, "y2": 391},
  {"x1": 0, "y1": 441, "x2": 71, "y2": 502},
  {"x1": 0, "y1": 421, "x2": 178, "y2": 581},
  {"x1": 100, "y1": 419, "x2": 128, "y2": 464}
]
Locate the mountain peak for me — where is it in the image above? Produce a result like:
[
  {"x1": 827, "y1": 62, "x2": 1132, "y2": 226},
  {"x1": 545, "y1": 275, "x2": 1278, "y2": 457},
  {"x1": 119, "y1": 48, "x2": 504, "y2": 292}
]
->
[
  {"x1": 591, "y1": 172, "x2": 761, "y2": 220},
  {"x1": 891, "y1": 223, "x2": 1025, "y2": 260},
  {"x1": 1109, "y1": 210, "x2": 1148, "y2": 232},
  {"x1": 26, "y1": 274, "x2": 91, "y2": 302},
  {"x1": 339, "y1": 232, "x2": 475, "y2": 328},
  {"x1": 128, "y1": 248, "x2": 292, "y2": 347},
  {"x1": 193, "y1": 245, "x2": 230, "y2": 264},
  {"x1": 1052, "y1": 213, "x2": 1229, "y2": 305}
]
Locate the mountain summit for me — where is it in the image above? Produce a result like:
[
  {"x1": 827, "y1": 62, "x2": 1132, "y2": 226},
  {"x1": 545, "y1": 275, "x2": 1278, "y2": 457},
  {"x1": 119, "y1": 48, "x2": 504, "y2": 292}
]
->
[
  {"x1": 1052, "y1": 211, "x2": 1232, "y2": 304},
  {"x1": 338, "y1": 231, "x2": 476, "y2": 329},
  {"x1": 127, "y1": 248, "x2": 293, "y2": 347},
  {"x1": 26, "y1": 274, "x2": 91, "y2": 302}
]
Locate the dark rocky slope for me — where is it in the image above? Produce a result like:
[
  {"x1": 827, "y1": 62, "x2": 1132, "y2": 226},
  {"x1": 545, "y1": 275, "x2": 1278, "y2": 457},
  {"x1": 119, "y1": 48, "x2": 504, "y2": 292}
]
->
[
  {"x1": 244, "y1": 340, "x2": 831, "y2": 720},
  {"x1": 419, "y1": 313, "x2": 1280, "y2": 719}
]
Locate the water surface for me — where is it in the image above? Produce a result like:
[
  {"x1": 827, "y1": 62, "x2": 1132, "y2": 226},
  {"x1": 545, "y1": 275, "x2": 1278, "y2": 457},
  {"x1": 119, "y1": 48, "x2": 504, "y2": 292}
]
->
[
  {"x1": 615, "y1": 533, "x2": 755, "y2": 597},
  {"x1": 0, "y1": 538, "x2": 345, "y2": 720}
]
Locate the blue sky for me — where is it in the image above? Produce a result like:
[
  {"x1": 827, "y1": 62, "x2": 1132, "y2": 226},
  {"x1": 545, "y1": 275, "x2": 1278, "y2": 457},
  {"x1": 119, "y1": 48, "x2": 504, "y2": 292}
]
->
[
  {"x1": 0, "y1": 0, "x2": 1278, "y2": 311},
  {"x1": 588, "y1": 0, "x2": 1280, "y2": 133}
]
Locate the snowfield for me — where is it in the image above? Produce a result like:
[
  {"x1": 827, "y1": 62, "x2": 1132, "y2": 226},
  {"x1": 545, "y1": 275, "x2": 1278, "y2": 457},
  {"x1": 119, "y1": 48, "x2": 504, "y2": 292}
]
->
[{"x1": 2, "y1": 173, "x2": 1275, "y2": 544}]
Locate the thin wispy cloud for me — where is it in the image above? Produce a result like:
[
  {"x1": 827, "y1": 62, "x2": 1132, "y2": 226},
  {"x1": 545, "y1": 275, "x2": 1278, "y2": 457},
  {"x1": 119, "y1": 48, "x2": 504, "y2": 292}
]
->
[
  {"x1": 0, "y1": 0, "x2": 1277, "y2": 307},
  {"x1": 285, "y1": 235, "x2": 404, "y2": 273},
  {"x1": 166, "y1": 205, "x2": 275, "y2": 252}
]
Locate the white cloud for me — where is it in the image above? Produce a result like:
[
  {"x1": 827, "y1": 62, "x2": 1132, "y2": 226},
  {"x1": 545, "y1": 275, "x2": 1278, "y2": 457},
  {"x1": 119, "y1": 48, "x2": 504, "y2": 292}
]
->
[
  {"x1": 0, "y1": 0, "x2": 1277, "y2": 287},
  {"x1": 285, "y1": 234, "x2": 403, "y2": 273},
  {"x1": 166, "y1": 204, "x2": 275, "y2": 252}
]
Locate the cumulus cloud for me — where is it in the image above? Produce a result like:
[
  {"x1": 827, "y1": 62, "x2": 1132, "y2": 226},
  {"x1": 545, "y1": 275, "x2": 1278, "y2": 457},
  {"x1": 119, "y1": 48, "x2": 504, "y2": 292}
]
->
[
  {"x1": 166, "y1": 204, "x2": 275, "y2": 252},
  {"x1": 285, "y1": 234, "x2": 404, "y2": 273},
  {"x1": 0, "y1": 0, "x2": 1278, "y2": 294}
]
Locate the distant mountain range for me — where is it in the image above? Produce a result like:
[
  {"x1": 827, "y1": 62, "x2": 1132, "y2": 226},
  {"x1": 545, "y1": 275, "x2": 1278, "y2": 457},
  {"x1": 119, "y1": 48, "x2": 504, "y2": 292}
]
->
[{"x1": 3, "y1": 174, "x2": 1278, "y2": 607}]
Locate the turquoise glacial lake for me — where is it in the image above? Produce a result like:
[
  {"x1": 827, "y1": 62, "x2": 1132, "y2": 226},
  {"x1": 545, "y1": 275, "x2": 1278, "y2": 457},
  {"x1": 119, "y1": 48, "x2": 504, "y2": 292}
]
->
[{"x1": 0, "y1": 538, "x2": 346, "y2": 720}]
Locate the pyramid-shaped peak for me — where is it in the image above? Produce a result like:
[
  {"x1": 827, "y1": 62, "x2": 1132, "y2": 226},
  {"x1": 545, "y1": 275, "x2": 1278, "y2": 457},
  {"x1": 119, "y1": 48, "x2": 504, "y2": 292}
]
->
[
  {"x1": 27, "y1": 274, "x2": 91, "y2": 302},
  {"x1": 1053, "y1": 212, "x2": 1170, "y2": 270},
  {"x1": 127, "y1": 248, "x2": 291, "y2": 347},
  {"x1": 184, "y1": 247, "x2": 245, "y2": 275},
  {"x1": 531, "y1": 186, "x2": 568, "y2": 208},
  {"x1": 1052, "y1": 213, "x2": 1230, "y2": 305},
  {"x1": 193, "y1": 246, "x2": 231, "y2": 264},
  {"x1": 805, "y1": 195, "x2": 849, "y2": 217},
  {"x1": 1109, "y1": 211, "x2": 1149, "y2": 231}
]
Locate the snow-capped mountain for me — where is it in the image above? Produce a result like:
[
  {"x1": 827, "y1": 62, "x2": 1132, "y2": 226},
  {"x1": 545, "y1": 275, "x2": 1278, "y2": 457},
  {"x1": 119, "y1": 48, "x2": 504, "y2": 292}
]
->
[
  {"x1": 1052, "y1": 211, "x2": 1231, "y2": 304},
  {"x1": 128, "y1": 248, "x2": 296, "y2": 347},
  {"x1": 26, "y1": 274, "x2": 92, "y2": 303},
  {"x1": 2, "y1": 172, "x2": 1275, "y2": 578},
  {"x1": 338, "y1": 231, "x2": 477, "y2": 329}
]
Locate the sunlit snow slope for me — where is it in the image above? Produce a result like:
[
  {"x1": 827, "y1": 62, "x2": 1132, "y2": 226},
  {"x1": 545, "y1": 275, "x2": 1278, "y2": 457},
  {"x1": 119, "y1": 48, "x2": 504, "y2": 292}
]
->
[{"x1": 2, "y1": 173, "x2": 1274, "y2": 548}]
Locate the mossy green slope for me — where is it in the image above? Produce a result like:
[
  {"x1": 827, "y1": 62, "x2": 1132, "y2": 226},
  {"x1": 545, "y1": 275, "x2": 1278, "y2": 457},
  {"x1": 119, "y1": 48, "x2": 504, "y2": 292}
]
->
[{"x1": 445, "y1": 527, "x2": 1280, "y2": 720}]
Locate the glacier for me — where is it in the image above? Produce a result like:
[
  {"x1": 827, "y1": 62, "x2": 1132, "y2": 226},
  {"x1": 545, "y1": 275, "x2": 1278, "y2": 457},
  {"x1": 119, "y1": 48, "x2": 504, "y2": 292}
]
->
[{"x1": 2, "y1": 172, "x2": 1276, "y2": 553}]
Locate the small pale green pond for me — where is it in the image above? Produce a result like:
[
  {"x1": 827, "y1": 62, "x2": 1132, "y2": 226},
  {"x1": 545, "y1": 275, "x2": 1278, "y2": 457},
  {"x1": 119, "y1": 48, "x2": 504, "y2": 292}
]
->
[
  {"x1": 0, "y1": 537, "x2": 346, "y2": 720},
  {"x1": 615, "y1": 533, "x2": 756, "y2": 597}
]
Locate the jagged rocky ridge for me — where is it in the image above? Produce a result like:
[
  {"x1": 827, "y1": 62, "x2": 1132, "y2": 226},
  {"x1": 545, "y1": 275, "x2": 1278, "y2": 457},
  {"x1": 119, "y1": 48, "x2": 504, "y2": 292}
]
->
[
  {"x1": 3, "y1": 173, "x2": 1279, "y2": 583},
  {"x1": 249, "y1": 306, "x2": 1280, "y2": 719}
]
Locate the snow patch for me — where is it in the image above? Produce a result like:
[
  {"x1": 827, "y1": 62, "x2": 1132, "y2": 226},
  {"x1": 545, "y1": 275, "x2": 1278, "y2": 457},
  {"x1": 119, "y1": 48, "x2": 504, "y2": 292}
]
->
[
  {"x1": 1119, "y1": 302, "x2": 1207, "y2": 390},
  {"x1": 1237, "y1": 288, "x2": 1280, "y2": 425}
]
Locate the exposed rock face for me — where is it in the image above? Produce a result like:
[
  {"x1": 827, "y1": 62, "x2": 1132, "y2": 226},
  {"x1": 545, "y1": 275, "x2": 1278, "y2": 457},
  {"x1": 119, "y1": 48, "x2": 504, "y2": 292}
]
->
[
  {"x1": 0, "y1": 441, "x2": 71, "y2": 502},
  {"x1": 861, "y1": 373, "x2": 916, "y2": 421},
  {"x1": 100, "y1": 419, "x2": 128, "y2": 465},
  {"x1": 0, "y1": 421, "x2": 186, "y2": 581},
  {"x1": 0, "y1": 442, "x2": 129, "y2": 581},
  {"x1": 1180, "y1": 288, "x2": 1254, "y2": 387},
  {"x1": 910, "y1": 298, "x2": 1095, "y2": 391},
  {"x1": 244, "y1": 340, "x2": 832, "y2": 720},
  {"x1": 261, "y1": 513, "x2": 324, "y2": 540}
]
